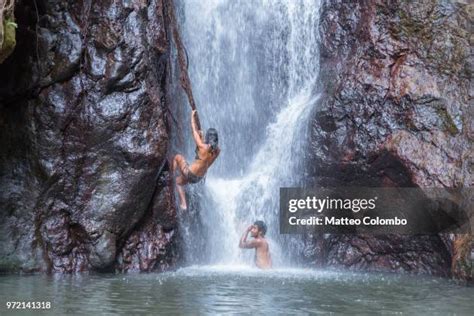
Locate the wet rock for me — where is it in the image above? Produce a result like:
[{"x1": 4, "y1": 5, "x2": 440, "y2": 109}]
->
[
  {"x1": 89, "y1": 230, "x2": 116, "y2": 270},
  {"x1": 451, "y1": 234, "x2": 473, "y2": 282},
  {"x1": 116, "y1": 170, "x2": 179, "y2": 273},
  {"x1": 308, "y1": 0, "x2": 472, "y2": 279},
  {"x1": 0, "y1": 0, "x2": 177, "y2": 273},
  {"x1": 304, "y1": 234, "x2": 451, "y2": 276}
]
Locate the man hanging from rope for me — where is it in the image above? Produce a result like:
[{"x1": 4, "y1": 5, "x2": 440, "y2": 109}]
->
[
  {"x1": 171, "y1": 110, "x2": 220, "y2": 210},
  {"x1": 167, "y1": 1, "x2": 220, "y2": 210}
]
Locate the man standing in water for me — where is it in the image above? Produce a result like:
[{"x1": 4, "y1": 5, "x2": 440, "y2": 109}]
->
[
  {"x1": 172, "y1": 110, "x2": 220, "y2": 210},
  {"x1": 239, "y1": 221, "x2": 272, "y2": 269}
]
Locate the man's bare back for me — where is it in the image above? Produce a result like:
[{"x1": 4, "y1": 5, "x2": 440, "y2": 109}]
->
[{"x1": 239, "y1": 221, "x2": 272, "y2": 269}]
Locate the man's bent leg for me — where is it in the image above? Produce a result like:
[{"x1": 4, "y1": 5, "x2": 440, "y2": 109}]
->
[
  {"x1": 172, "y1": 154, "x2": 190, "y2": 209},
  {"x1": 176, "y1": 175, "x2": 188, "y2": 210},
  {"x1": 172, "y1": 154, "x2": 189, "y2": 176}
]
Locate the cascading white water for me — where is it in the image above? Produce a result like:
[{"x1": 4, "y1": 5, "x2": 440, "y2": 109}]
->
[{"x1": 179, "y1": 0, "x2": 321, "y2": 266}]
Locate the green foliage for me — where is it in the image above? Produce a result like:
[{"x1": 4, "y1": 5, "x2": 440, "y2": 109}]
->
[{"x1": 0, "y1": 17, "x2": 16, "y2": 63}]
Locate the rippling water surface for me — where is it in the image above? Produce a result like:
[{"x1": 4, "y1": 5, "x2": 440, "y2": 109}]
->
[{"x1": 1, "y1": 266, "x2": 473, "y2": 315}]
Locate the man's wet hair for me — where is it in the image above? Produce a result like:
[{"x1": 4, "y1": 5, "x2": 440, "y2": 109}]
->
[
  {"x1": 205, "y1": 128, "x2": 218, "y2": 151},
  {"x1": 254, "y1": 220, "x2": 267, "y2": 236}
]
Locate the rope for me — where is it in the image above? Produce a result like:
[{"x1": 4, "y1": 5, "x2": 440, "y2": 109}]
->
[{"x1": 166, "y1": 0, "x2": 202, "y2": 130}]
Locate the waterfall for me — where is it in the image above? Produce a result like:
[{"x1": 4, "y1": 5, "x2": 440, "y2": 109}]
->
[{"x1": 177, "y1": 0, "x2": 321, "y2": 266}]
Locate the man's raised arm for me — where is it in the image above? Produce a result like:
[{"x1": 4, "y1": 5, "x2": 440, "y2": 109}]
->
[
  {"x1": 191, "y1": 110, "x2": 206, "y2": 148},
  {"x1": 239, "y1": 225, "x2": 258, "y2": 249}
]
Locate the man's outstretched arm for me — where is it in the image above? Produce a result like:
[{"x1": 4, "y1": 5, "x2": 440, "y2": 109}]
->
[
  {"x1": 239, "y1": 226, "x2": 258, "y2": 249},
  {"x1": 191, "y1": 110, "x2": 206, "y2": 148}
]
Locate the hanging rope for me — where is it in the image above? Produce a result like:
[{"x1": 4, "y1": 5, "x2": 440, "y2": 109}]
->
[{"x1": 166, "y1": 0, "x2": 202, "y2": 130}]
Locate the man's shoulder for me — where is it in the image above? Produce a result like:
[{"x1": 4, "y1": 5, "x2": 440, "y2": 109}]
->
[{"x1": 256, "y1": 237, "x2": 268, "y2": 246}]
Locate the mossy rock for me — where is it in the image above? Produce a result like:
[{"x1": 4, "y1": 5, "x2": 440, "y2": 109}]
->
[
  {"x1": 436, "y1": 106, "x2": 459, "y2": 136},
  {"x1": 0, "y1": 18, "x2": 17, "y2": 64}
]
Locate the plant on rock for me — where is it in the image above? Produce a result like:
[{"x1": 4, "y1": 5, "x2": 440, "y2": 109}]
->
[{"x1": 0, "y1": 0, "x2": 16, "y2": 64}]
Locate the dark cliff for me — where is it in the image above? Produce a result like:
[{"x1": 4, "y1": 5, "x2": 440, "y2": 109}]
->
[
  {"x1": 0, "y1": 0, "x2": 178, "y2": 273},
  {"x1": 307, "y1": 0, "x2": 472, "y2": 280}
]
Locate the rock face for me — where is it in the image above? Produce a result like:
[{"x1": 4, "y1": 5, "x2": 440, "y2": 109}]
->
[
  {"x1": 307, "y1": 0, "x2": 472, "y2": 279},
  {"x1": 0, "y1": 0, "x2": 178, "y2": 273}
]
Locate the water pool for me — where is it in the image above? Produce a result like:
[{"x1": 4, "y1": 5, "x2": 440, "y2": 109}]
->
[{"x1": 1, "y1": 265, "x2": 473, "y2": 315}]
